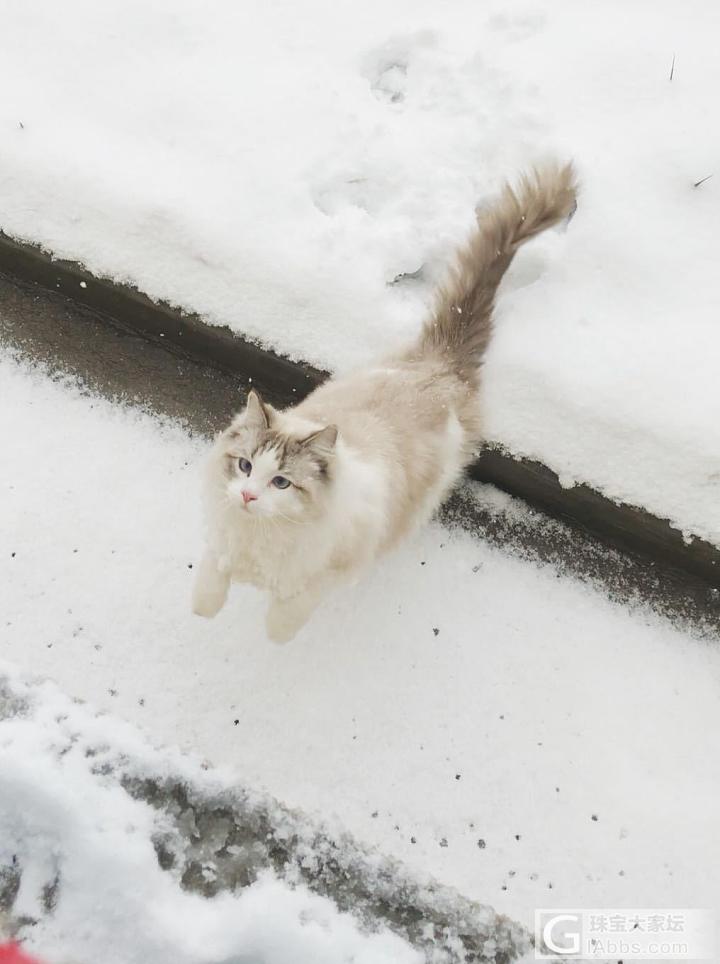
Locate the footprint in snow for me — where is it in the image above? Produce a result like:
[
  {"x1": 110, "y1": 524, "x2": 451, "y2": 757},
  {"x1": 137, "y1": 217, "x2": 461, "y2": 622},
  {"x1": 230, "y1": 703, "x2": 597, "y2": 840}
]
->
[{"x1": 360, "y1": 30, "x2": 438, "y2": 107}]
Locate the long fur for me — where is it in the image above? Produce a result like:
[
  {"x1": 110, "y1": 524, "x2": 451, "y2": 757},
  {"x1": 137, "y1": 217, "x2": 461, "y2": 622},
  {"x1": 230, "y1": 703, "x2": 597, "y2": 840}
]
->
[
  {"x1": 193, "y1": 164, "x2": 578, "y2": 642},
  {"x1": 414, "y1": 162, "x2": 577, "y2": 383}
]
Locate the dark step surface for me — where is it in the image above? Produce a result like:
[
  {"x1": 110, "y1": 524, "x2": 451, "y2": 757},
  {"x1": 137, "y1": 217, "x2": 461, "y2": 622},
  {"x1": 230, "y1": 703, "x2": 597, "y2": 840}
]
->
[
  {"x1": 2, "y1": 264, "x2": 718, "y2": 635},
  {"x1": 1, "y1": 228, "x2": 717, "y2": 589}
]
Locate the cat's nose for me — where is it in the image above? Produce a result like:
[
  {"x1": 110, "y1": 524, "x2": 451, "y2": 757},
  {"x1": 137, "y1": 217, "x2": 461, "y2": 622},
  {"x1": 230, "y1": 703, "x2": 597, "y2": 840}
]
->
[{"x1": 242, "y1": 491, "x2": 257, "y2": 504}]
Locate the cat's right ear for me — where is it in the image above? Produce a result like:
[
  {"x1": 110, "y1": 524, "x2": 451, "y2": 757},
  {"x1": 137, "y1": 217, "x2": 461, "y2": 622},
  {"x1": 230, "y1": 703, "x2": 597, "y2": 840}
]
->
[
  {"x1": 244, "y1": 389, "x2": 270, "y2": 430},
  {"x1": 229, "y1": 389, "x2": 272, "y2": 435}
]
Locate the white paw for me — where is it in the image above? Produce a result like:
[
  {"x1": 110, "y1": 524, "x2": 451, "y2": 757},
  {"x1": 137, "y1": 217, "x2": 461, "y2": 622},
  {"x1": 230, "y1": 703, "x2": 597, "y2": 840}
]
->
[
  {"x1": 192, "y1": 588, "x2": 226, "y2": 619},
  {"x1": 265, "y1": 604, "x2": 303, "y2": 644}
]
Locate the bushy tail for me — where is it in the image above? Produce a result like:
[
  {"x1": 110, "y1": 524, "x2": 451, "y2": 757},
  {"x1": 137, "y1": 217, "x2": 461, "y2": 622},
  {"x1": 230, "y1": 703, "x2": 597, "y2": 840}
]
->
[{"x1": 417, "y1": 163, "x2": 577, "y2": 382}]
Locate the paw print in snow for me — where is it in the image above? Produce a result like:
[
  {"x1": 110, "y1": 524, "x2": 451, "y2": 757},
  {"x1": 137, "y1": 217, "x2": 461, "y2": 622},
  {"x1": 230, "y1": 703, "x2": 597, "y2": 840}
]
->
[
  {"x1": 361, "y1": 31, "x2": 438, "y2": 107},
  {"x1": 373, "y1": 62, "x2": 407, "y2": 104}
]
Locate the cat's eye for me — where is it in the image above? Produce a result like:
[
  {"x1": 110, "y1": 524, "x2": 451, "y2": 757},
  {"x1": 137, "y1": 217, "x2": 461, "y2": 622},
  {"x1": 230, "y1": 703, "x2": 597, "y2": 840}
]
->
[
  {"x1": 272, "y1": 475, "x2": 291, "y2": 489},
  {"x1": 238, "y1": 458, "x2": 252, "y2": 475}
]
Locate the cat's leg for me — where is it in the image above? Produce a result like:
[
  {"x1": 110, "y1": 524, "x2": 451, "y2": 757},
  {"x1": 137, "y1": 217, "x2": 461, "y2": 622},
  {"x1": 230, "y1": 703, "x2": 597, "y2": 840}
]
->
[
  {"x1": 192, "y1": 549, "x2": 231, "y2": 618},
  {"x1": 265, "y1": 576, "x2": 336, "y2": 644},
  {"x1": 265, "y1": 593, "x2": 317, "y2": 644}
]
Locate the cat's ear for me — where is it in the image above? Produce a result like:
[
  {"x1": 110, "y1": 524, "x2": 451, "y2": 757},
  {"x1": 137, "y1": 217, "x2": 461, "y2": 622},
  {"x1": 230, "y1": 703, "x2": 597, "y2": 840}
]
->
[
  {"x1": 243, "y1": 389, "x2": 273, "y2": 430},
  {"x1": 301, "y1": 425, "x2": 338, "y2": 455}
]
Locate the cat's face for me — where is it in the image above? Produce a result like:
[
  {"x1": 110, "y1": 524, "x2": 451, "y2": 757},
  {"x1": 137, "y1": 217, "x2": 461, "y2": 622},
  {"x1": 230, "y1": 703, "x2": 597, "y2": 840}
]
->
[{"x1": 219, "y1": 390, "x2": 337, "y2": 520}]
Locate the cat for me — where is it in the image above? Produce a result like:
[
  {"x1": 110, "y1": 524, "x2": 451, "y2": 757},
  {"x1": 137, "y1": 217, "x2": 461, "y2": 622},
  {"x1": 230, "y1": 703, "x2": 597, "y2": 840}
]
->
[{"x1": 193, "y1": 163, "x2": 577, "y2": 642}]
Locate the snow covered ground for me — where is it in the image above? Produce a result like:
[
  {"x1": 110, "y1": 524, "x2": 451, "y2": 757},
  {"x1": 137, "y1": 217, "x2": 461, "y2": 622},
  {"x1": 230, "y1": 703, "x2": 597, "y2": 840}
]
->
[
  {"x1": 0, "y1": 673, "x2": 429, "y2": 964},
  {"x1": 1, "y1": 0, "x2": 719, "y2": 546},
  {"x1": 1, "y1": 352, "x2": 719, "y2": 962},
  {"x1": 0, "y1": 671, "x2": 530, "y2": 964}
]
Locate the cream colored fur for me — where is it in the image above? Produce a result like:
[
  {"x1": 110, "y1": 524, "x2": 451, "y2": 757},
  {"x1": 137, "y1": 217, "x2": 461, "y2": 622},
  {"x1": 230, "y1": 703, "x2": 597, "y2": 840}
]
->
[{"x1": 193, "y1": 164, "x2": 577, "y2": 641}]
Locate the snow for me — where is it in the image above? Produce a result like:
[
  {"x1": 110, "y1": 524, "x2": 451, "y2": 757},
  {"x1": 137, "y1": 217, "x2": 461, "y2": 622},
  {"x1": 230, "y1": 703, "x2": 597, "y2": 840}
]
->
[
  {"x1": 0, "y1": 673, "x2": 423, "y2": 964},
  {"x1": 0, "y1": 0, "x2": 718, "y2": 545},
  {"x1": 1, "y1": 352, "x2": 719, "y2": 959}
]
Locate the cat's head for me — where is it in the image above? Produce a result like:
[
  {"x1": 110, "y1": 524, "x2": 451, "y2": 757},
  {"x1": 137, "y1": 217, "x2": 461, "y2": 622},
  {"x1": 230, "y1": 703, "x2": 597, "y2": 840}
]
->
[{"x1": 216, "y1": 389, "x2": 338, "y2": 519}]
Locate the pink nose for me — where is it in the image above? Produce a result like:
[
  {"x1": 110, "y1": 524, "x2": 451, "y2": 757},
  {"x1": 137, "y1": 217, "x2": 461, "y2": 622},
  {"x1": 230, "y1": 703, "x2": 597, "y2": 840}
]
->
[{"x1": 242, "y1": 491, "x2": 257, "y2": 504}]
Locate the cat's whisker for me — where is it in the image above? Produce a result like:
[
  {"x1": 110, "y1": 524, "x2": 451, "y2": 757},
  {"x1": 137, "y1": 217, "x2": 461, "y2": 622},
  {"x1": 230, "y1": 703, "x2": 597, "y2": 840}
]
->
[{"x1": 273, "y1": 511, "x2": 309, "y2": 527}]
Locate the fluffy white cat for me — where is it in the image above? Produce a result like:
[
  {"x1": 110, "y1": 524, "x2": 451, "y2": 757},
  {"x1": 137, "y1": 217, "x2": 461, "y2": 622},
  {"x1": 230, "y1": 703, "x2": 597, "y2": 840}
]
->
[{"x1": 193, "y1": 164, "x2": 577, "y2": 641}]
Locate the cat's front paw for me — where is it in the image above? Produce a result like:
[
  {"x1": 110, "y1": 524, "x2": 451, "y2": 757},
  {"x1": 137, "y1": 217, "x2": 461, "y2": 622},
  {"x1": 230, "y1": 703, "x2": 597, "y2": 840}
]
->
[
  {"x1": 192, "y1": 595, "x2": 223, "y2": 618},
  {"x1": 265, "y1": 601, "x2": 304, "y2": 644},
  {"x1": 192, "y1": 584, "x2": 228, "y2": 619},
  {"x1": 192, "y1": 553, "x2": 230, "y2": 619}
]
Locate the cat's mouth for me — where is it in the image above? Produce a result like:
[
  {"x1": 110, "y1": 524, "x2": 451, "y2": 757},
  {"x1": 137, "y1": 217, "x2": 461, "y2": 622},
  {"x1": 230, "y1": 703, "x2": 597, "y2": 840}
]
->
[{"x1": 241, "y1": 499, "x2": 266, "y2": 517}]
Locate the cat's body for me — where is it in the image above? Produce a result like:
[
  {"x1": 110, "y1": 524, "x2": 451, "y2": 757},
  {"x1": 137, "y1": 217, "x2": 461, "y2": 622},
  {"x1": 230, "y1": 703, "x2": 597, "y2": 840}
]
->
[{"x1": 193, "y1": 164, "x2": 577, "y2": 641}]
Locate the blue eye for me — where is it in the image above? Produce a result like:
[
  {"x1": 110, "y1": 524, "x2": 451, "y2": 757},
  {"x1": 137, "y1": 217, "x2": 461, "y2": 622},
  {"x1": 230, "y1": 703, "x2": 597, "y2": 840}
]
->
[
  {"x1": 272, "y1": 476, "x2": 291, "y2": 489},
  {"x1": 239, "y1": 458, "x2": 252, "y2": 475}
]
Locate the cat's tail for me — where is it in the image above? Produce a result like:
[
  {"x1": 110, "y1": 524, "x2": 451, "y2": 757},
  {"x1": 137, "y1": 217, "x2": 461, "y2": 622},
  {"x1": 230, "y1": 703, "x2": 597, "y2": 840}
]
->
[{"x1": 415, "y1": 162, "x2": 577, "y2": 382}]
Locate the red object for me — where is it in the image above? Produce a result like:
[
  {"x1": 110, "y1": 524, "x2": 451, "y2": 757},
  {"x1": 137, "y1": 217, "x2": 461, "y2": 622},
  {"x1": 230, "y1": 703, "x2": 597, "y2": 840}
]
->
[{"x1": 0, "y1": 944, "x2": 43, "y2": 964}]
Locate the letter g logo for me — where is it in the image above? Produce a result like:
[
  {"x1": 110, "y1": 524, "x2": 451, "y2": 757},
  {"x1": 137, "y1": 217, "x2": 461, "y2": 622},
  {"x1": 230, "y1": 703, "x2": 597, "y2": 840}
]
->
[{"x1": 542, "y1": 914, "x2": 581, "y2": 955}]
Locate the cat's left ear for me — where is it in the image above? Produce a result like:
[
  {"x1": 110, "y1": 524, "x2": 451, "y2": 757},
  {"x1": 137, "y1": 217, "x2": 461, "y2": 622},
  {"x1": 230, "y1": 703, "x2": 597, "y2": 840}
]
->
[{"x1": 301, "y1": 425, "x2": 338, "y2": 455}]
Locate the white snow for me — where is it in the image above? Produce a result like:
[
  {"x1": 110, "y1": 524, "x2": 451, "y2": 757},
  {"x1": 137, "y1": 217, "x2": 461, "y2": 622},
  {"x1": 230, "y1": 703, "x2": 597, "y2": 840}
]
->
[
  {"x1": 0, "y1": 0, "x2": 718, "y2": 545},
  {"x1": 1, "y1": 353, "x2": 719, "y2": 959},
  {"x1": 0, "y1": 671, "x2": 422, "y2": 964}
]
